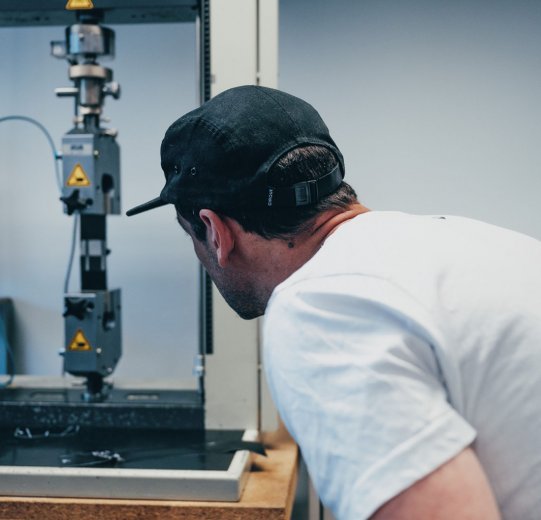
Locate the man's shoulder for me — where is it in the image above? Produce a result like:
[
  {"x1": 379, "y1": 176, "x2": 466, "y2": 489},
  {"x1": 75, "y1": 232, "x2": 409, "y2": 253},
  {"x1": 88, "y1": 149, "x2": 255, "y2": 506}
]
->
[{"x1": 269, "y1": 211, "x2": 413, "y2": 297}]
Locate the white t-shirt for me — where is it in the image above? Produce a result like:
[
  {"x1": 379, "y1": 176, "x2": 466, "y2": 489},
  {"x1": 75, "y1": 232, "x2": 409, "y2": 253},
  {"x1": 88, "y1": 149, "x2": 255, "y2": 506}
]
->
[{"x1": 263, "y1": 211, "x2": 541, "y2": 520}]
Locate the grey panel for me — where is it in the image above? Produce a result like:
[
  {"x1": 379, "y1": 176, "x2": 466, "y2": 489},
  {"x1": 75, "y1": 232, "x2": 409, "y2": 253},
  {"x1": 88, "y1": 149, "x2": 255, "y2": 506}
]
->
[{"x1": 0, "y1": 299, "x2": 13, "y2": 375}]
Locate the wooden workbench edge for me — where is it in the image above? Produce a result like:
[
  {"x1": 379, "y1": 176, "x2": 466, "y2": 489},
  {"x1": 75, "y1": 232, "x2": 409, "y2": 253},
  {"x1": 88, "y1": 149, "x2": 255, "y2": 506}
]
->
[{"x1": 0, "y1": 430, "x2": 299, "y2": 520}]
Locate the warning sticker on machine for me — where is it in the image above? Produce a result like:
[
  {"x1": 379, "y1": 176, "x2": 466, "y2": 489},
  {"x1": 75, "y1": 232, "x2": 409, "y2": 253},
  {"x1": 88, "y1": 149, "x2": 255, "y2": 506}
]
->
[
  {"x1": 68, "y1": 329, "x2": 92, "y2": 351},
  {"x1": 66, "y1": 164, "x2": 91, "y2": 187},
  {"x1": 65, "y1": 0, "x2": 94, "y2": 10}
]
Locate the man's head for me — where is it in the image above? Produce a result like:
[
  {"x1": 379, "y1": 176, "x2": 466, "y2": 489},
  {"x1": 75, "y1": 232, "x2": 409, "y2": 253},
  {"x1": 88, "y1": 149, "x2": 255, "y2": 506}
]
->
[
  {"x1": 127, "y1": 86, "x2": 362, "y2": 318},
  {"x1": 176, "y1": 143, "x2": 358, "y2": 242}
]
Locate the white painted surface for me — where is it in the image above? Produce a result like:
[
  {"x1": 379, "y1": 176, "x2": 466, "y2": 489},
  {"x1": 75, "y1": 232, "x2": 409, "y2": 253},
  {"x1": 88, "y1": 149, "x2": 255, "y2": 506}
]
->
[
  {"x1": 258, "y1": 0, "x2": 279, "y2": 88},
  {"x1": 257, "y1": 0, "x2": 280, "y2": 432},
  {"x1": 279, "y1": 0, "x2": 541, "y2": 241},
  {"x1": 209, "y1": 0, "x2": 257, "y2": 96}
]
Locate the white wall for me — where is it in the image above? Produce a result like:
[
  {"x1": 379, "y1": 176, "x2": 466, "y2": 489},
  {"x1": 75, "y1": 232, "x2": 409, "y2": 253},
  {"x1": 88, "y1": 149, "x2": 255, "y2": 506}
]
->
[
  {"x1": 279, "y1": 0, "x2": 541, "y2": 240},
  {"x1": 279, "y1": 3, "x2": 541, "y2": 517},
  {"x1": 0, "y1": 22, "x2": 200, "y2": 382}
]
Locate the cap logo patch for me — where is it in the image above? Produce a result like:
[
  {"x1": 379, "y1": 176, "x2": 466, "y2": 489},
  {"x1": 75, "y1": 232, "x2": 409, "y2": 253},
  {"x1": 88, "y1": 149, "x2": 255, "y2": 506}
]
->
[{"x1": 267, "y1": 187, "x2": 274, "y2": 207}]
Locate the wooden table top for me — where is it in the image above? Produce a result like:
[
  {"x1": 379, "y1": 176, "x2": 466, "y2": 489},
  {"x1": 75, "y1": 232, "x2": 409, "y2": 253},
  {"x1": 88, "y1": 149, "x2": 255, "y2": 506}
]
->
[{"x1": 0, "y1": 428, "x2": 298, "y2": 520}]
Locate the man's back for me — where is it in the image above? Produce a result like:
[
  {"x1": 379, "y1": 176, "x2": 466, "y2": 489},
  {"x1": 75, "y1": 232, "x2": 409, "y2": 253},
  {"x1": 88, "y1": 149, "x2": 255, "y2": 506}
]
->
[{"x1": 264, "y1": 212, "x2": 541, "y2": 519}]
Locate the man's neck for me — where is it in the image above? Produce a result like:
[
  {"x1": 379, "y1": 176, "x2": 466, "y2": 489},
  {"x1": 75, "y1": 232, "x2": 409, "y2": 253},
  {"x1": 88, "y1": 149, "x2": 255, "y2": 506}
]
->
[
  {"x1": 310, "y1": 203, "x2": 370, "y2": 242},
  {"x1": 249, "y1": 203, "x2": 370, "y2": 305}
]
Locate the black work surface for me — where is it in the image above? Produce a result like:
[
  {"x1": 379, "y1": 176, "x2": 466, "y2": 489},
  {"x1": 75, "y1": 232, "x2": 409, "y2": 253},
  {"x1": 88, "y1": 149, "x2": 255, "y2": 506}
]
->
[
  {"x1": 0, "y1": 427, "x2": 243, "y2": 471},
  {"x1": 0, "y1": 386, "x2": 204, "y2": 429}
]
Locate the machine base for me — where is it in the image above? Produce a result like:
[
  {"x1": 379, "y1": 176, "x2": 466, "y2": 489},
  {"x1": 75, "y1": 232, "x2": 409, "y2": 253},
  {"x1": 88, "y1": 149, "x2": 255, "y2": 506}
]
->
[
  {"x1": 0, "y1": 377, "x2": 256, "y2": 501},
  {"x1": 0, "y1": 376, "x2": 204, "y2": 430}
]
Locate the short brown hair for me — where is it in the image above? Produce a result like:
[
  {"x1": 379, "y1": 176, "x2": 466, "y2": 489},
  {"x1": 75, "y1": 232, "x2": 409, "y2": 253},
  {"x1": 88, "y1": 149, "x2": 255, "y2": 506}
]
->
[{"x1": 177, "y1": 145, "x2": 358, "y2": 241}]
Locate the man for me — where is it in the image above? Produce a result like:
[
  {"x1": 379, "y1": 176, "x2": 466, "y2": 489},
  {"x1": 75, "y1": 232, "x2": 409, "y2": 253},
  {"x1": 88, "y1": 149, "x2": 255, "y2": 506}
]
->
[{"x1": 127, "y1": 85, "x2": 541, "y2": 519}]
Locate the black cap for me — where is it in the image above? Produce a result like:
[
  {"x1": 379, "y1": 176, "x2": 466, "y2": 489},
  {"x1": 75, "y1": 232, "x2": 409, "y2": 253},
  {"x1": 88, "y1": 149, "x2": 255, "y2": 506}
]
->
[{"x1": 126, "y1": 85, "x2": 345, "y2": 217}]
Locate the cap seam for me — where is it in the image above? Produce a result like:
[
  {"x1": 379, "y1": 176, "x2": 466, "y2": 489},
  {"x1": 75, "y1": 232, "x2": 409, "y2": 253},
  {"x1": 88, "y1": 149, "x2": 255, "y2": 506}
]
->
[
  {"x1": 183, "y1": 116, "x2": 240, "y2": 151},
  {"x1": 255, "y1": 86, "x2": 304, "y2": 136}
]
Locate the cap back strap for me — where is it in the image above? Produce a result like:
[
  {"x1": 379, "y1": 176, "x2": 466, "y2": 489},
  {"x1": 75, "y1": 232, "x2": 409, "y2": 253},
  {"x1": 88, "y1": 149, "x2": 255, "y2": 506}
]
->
[{"x1": 266, "y1": 164, "x2": 343, "y2": 207}]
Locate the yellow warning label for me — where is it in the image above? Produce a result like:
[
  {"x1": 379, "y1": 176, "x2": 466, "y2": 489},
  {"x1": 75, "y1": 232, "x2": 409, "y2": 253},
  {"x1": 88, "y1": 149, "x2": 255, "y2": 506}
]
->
[
  {"x1": 65, "y1": 0, "x2": 94, "y2": 9},
  {"x1": 66, "y1": 163, "x2": 91, "y2": 187},
  {"x1": 68, "y1": 329, "x2": 92, "y2": 351}
]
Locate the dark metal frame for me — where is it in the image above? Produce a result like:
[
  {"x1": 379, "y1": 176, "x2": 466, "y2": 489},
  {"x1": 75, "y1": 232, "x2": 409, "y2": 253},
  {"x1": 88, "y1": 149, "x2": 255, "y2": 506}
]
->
[{"x1": 0, "y1": 1, "x2": 199, "y2": 26}]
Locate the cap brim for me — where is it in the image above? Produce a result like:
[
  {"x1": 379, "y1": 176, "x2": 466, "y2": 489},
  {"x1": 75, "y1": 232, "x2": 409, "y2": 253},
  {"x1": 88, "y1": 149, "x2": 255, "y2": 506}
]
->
[{"x1": 126, "y1": 197, "x2": 168, "y2": 217}]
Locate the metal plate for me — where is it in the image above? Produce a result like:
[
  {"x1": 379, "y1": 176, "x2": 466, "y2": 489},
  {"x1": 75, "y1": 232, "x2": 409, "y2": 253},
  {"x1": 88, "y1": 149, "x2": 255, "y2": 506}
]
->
[{"x1": 0, "y1": 427, "x2": 257, "y2": 501}]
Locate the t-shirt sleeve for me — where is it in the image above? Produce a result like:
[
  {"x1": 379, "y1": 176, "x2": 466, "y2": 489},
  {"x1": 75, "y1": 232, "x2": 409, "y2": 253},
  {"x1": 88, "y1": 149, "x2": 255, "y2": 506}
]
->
[{"x1": 263, "y1": 275, "x2": 476, "y2": 520}]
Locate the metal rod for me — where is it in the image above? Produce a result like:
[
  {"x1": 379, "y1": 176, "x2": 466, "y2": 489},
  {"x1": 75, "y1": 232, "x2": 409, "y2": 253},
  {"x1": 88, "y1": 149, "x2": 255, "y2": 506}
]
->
[{"x1": 196, "y1": 0, "x2": 212, "y2": 402}]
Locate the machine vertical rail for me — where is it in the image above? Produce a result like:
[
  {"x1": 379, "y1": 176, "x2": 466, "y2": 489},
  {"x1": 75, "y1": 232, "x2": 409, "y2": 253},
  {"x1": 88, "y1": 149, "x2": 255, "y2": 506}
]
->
[{"x1": 196, "y1": 0, "x2": 213, "y2": 404}]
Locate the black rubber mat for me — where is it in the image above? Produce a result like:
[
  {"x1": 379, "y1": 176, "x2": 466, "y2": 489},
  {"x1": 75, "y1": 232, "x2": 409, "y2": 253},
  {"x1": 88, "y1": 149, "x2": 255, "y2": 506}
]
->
[{"x1": 0, "y1": 427, "x2": 245, "y2": 471}]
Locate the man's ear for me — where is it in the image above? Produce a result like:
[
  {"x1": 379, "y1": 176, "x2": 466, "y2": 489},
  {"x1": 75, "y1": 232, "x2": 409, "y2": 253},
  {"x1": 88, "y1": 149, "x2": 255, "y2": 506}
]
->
[{"x1": 198, "y1": 209, "x2": 235, "y2": 268}]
